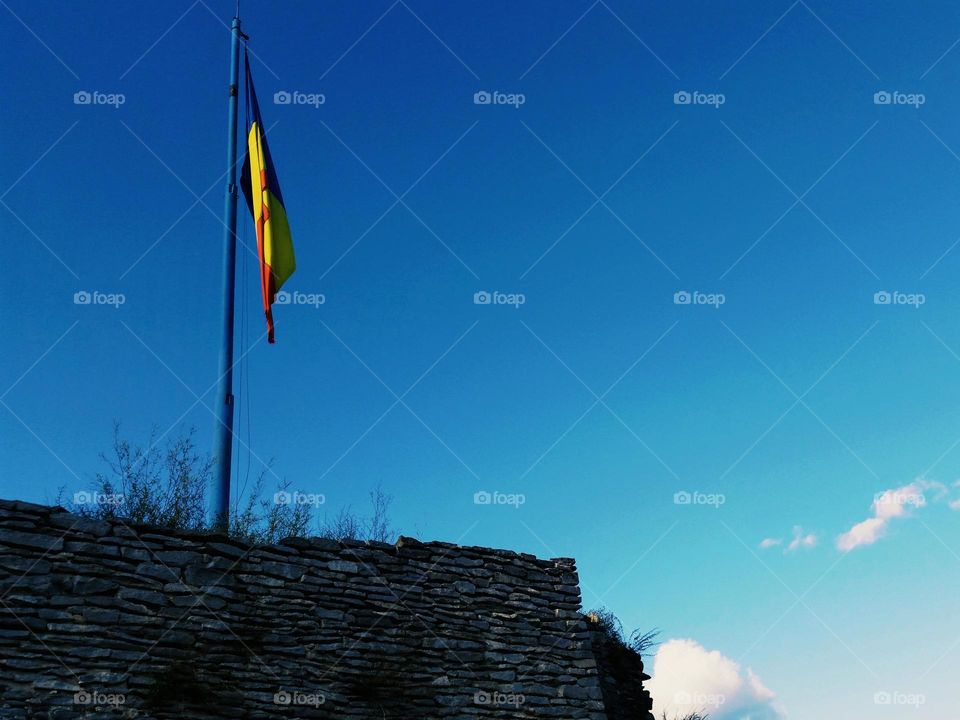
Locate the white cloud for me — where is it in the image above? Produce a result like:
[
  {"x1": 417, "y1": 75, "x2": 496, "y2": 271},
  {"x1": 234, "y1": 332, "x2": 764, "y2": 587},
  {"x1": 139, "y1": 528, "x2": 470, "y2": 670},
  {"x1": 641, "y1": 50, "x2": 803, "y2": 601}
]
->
[
  {"x1": 836, "y1": 479, "x2": 944, "y2": 552},
  {"x1": 647, "y1": 638, "x2": 785, "y2": 720},
  {"x1": 760, "y1": 527, "x2": 815, "y2": 553},
  {"x1": 785, "y1": 526, "x2": 817, "y2": 553},
  {"x1": 950, "y1": 481, "x2": 960, "y2": 510},
  {"x1": 836, "y1": 517, "x2": 886, "y2": 552}
]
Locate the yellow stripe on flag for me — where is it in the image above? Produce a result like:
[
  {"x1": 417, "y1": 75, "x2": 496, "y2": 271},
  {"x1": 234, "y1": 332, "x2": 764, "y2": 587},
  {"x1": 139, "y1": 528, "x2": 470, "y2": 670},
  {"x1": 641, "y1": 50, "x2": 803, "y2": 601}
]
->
[{"x1": 247, "y1": 120, "x2": 295, "y2": 291}]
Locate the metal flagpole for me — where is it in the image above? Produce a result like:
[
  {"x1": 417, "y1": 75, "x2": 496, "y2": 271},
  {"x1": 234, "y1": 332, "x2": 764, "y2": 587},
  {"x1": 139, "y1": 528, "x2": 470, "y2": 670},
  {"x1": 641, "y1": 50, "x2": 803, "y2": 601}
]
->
[{"x1": 209, "y1": 13, "x2": 244, "y2": 531}]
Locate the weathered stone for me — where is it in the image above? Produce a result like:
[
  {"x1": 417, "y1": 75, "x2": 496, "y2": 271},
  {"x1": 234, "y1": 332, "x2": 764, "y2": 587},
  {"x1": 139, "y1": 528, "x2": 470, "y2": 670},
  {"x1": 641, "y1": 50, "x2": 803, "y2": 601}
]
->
[
  {"x1": 134, "y1": 562, "x2": 178, "y2": 583},
  {"x1": 153, "y1": 550, "x2": 202, "y2": 566},
  {"x1": 183, "y1": 564, "x2": 230, "y2": 587},
  {"x1": 327, "y1": 560, "x2": 359, "y2": 574},
  {"x1": 0, "y1": 529, "x2": 63, "y2": 552},
  {"x1": 116, "y1": 588, "x2": 166, "y2": 606},
  {"x1": 72, "y1": 577, "x2": 116, "y2": 594}
]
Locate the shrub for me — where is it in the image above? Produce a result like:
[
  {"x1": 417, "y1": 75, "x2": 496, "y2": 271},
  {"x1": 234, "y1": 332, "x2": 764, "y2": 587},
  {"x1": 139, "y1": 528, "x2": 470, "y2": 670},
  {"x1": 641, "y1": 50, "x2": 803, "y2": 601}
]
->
[
  {"x1": 584, "y1": 607, "x2": 660, "y2": 658},
  {"x1": 62, "y1": 423, "x2": 395, "y2": 544}
]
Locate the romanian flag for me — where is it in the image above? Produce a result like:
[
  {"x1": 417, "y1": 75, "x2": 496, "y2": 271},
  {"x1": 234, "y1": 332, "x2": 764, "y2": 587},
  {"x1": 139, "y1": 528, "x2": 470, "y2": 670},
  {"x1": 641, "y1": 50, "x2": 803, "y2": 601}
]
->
[{"x1": 240, "y1": 50, "x2": 295, "y2": 343}]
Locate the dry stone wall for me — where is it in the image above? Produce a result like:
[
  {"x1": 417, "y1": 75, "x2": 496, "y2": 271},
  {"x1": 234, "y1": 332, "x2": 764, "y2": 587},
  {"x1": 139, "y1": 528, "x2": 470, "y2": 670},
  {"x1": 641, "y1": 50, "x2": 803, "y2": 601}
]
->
[{"x1": 0, "y1": 499, "x2": 652, "y2": 719}]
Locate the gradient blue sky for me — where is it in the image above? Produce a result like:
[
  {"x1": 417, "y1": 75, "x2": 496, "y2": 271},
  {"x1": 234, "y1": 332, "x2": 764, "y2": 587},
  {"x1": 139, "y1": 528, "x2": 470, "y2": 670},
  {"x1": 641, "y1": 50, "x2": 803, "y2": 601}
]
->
[{"x1": 3, "y1": 1, "x2": 960, "y2": 717}]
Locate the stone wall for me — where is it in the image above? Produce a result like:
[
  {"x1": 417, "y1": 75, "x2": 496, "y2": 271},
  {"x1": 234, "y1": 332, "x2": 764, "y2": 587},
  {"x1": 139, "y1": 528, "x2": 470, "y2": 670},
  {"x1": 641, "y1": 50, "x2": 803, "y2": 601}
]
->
[{"x1": 0, "y1": 499, "x2": 652, "y2": 719}]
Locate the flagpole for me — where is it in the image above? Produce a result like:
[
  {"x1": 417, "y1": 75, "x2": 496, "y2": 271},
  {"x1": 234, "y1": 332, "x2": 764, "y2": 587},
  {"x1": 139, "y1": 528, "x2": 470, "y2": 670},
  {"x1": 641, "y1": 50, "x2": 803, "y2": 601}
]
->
[{"x1": 209, "y1": 13, "x2": 243, "y2": 531}]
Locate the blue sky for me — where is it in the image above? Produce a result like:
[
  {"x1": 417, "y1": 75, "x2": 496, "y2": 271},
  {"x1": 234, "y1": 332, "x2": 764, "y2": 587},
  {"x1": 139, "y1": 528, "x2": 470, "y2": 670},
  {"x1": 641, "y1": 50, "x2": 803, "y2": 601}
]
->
[{"x1": 2, "y1": 1, "x2": 960, "y2": 717}]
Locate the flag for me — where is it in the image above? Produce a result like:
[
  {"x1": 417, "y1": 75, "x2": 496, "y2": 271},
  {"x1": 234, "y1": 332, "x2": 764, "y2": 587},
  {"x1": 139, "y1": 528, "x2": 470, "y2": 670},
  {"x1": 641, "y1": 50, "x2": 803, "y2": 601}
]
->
[{"x1": 240, "y1": 49, "x2": 295, "y2": 343}]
